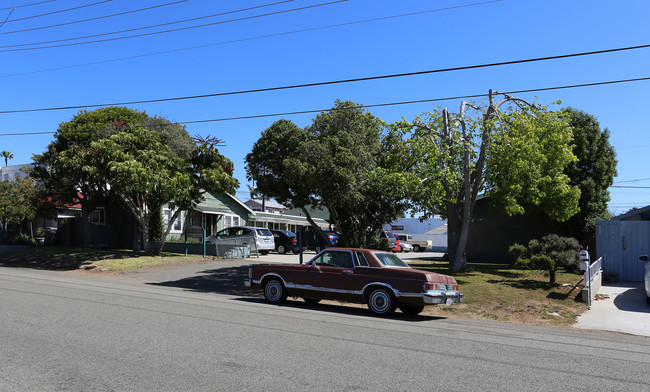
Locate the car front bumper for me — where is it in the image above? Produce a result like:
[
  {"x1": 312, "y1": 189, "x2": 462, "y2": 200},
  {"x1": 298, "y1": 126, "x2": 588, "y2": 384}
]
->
[
  {"x1": 244, "y1": 278, "x2": 252, "y2": 287},
  {"x1": 423, "y1": 290, "x2": 464, "y2": 305}
]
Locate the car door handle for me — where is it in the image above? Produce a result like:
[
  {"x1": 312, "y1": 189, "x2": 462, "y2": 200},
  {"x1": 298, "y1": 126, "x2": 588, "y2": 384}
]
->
[{"x1": 342, "y1": 270, "x2": 353, "y2": 275}]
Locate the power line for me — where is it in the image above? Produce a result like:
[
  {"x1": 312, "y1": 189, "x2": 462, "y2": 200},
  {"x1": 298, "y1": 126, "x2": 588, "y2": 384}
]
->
[
  {"x1": 2, "y1": 0, "x2": 112, "y2": 23},
  {"x1": 0, "y1": 0, "x2": 346, "y2": 51},
  {"x1": 610, "y1": 186, "x2": 650, "y2": 189},
  {"x1": 0, "y1": 0, "x2": 503, "y2": 78},
  {"x1": 1, "y1": 44, "x2": 650, "y2": 114},
  {"x1": 0, "y1": 1, "x2": 56, "y2": 11},
  {"x1": 2, "y1": 75, "x2": 650, "y2": 136},
  {"x1": 613, "y1": 177, "x2": 650, "y2": 184},
  {"x1": 0, "y1": 0, "x2": 190, "y2": 36}
]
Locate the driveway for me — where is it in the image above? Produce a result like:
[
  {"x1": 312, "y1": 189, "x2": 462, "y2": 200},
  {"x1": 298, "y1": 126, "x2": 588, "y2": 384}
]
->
[{"x1": 575, "y1": 282, "x2": 650, "y2": 337}]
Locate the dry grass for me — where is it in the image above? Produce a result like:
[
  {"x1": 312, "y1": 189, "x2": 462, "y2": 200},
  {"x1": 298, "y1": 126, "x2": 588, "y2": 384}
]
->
[{"x1": 410, "y1": 260, "x2": 588, "y2": 325}]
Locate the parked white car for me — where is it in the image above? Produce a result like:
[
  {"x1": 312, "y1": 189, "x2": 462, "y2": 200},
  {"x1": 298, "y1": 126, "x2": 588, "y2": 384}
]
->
[
  {"x1": 641, "y1": 255, "x2": 650, "y2": 304},
  {"x1": 206, "y1": 226, "x2": 275, "y2": 255},
  {"x1": 400, "y1": 242, "x2": 413, "y2": 252}
]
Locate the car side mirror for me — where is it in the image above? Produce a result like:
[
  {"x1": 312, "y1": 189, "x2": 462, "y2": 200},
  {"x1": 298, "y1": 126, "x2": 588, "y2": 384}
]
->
[{"x1": 640, "y1": 255, "x2": 649, "y2": 262}]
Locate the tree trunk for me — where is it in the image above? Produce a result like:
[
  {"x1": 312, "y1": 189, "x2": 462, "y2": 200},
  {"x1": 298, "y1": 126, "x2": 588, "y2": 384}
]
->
[
  {"x1": 155, "y1": 208, "x2": 182, "y2": 255},
  {"x1": 446, "y1": 202, "x2": 469, "y2": 272}
]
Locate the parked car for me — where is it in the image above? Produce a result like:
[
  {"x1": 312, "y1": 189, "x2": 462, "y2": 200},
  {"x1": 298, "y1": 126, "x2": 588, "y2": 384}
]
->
[
  {"x1": 206, "y1": 226, "x2": 275, "y2": 255},
  {"x1": 271, "y1": 230, "x2": 300, "y2": 254},
  {"x1": 379, "y1": 230, "x2": 398, "y2": 249},
  {"x1": 640, "y1": 255, "x2": 650, "y2": 304},
  {"x1": 396, "y1": 234, "x2": 432, "y2": 253},
  {"x1": 303, "y1": 227, "x2": 339, "y2": 251},
  {"x1": 244, "y1": 247, "x2": 463, "y2": 315},
  {"x1": 391, "y1": 235, "x2": 401, "y2": 252},
  {"x1": 400, "y1": 242, "x2": 413, "y2": 253}
]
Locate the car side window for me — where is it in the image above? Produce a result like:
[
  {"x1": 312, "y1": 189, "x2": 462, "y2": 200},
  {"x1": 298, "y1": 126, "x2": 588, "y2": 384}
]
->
[
  {"x1": 313, "y1": 251, "x2": 353, "y2": 268},
  {"x1": 355, "y1": 252, "x2": 369, "y2": 267}
]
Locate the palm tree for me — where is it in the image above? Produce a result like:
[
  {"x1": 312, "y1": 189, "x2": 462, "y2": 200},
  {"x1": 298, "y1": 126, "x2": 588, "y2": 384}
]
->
[{"x1": 1, "y1": 151, "x2": 13, "y2": 166}]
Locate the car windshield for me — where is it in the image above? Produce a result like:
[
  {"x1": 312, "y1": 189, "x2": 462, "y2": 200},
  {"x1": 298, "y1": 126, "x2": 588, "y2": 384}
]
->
[
  {"x1": 375, "y1": 253, "x2": 410, "y2": 268},
  {"x1": 256, "y1": 229, "x2": 273, "y2": 237}
]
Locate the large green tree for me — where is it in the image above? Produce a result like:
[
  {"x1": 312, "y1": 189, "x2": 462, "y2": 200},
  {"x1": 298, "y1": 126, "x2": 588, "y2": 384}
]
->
[
  {"x1": 560, "y1": 108, "x2": 617, "y2": 244},
  {"x1": 32, "y1": 107, "x2": 238, "y2": 253},
  {"x1": 0, "y1": 177, "x2": 40, "y2": 234},
  {"x1": 399, "y1": 91, "x2": 580, "y2": 271},
  {"x1": 246, "y1": 101, "x2": 408, "y2": 247}
]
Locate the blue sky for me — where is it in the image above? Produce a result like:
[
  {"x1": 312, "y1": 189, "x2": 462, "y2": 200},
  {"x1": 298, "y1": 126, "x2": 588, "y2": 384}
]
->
[{"x1": 1, "y1": 0, "x2": 648, "y2": 216}]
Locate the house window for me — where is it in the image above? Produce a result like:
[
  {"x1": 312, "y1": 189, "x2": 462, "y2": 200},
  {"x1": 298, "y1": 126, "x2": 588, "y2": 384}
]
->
[
  {"x1": 222, "y1": 214, "x2": 240, "y2": 228},
  {"x1": 91, "y1": 208, "x2": 105, "y2": 225},
  {"x1": 163, "y1": 209, "x2": 182, "y2": 232}
]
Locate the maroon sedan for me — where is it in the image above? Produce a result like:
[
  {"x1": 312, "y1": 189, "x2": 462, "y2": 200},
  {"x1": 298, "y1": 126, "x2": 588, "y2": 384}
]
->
[{"x1": 244, "y1": 248, "x2": 463, "y2": 315}]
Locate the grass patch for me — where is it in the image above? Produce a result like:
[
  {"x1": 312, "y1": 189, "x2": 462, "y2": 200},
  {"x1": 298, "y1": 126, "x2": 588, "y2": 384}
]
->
[{"x1": 410, "y1": 260, "x2": 587, "y2": 326}]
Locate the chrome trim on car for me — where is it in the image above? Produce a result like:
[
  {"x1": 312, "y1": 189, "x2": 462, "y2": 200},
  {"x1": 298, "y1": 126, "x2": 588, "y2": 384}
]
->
[
  {"x1": 423, "y1": 290, "x2": 464, "y2": 304},
  {"x1": 259, "y1": 272, "x2": 287, "y2": 286}
]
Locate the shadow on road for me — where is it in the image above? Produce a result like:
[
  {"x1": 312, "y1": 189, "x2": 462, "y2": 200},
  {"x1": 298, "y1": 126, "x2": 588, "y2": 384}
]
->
[
  {"x1": 148, "y1": 265, "x2": 447, "y2": 322},
  {"x1": 149, "y1": 265, "x2": 255, "y2": 296}
]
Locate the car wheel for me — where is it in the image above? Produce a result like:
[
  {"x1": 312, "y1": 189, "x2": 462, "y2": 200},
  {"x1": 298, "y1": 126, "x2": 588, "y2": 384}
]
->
[
  {"x1": 303, "y1": 298, "x2": 321, "y2": 305},
  {"x1": 277, "y1": 245, "x2": 286, "y2": 254},
  {"x1": 367, "y1": 288, "x2": 396, "y2": 315},
  {"x1": 259, "y1": 250, "x2": 269, "y2": 255},
  {"x1": 399, "y1": 305, "x2": 425, "y2": 316},
  {"x1": 413, "y1": 245, "x2": 421, "y2": 252},
  {"x1": 647, "y1": 295, "x2": 650, "y2": 305},
  {"x1": 264, "y1": 278, "x2": 287, "y2": 304},
  {"x1": 292, "y1": 250, "x2": 300, "y2": 255}
]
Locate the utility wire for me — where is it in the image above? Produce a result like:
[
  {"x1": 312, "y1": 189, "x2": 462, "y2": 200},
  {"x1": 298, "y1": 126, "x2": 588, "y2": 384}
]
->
[
  {"x1": 0, "y1": 0, "x2": 501, "y2": 78},
  {"x1": 0, "y1": 1, "x2": 55, "y2": 11},
  {"x1": 2, "y1": 75, "x2": 650, "y2": 135},
  {"x1": 613, "y1": 177, "x2": 650, "y2": 184},
  {"x1": 0, "y1": 0, "x2": 190, "y2": 35},
  {"x1": 1, "y1": 46, "x2": 650, "y2": 114},
  {"x1": 0, "y1": 0, "x2": 345, "y2": 51},
  {"x1": 0, "y1": 7, "x2": 15, "y2": 29},
  {"x1": 2, "y1": 0, "x2": 112, "y2": 23}
]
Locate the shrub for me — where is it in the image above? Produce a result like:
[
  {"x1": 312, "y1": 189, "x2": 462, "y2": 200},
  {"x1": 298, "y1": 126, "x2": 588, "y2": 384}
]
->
[{"x1": 509, "y1": 234, "x2": 581, "y2": 285}]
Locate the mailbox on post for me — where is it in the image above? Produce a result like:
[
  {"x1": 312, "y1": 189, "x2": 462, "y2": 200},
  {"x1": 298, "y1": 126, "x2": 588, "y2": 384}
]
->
[{"x1": 579, "y1": 250, "x2": 590, "y2": 271}]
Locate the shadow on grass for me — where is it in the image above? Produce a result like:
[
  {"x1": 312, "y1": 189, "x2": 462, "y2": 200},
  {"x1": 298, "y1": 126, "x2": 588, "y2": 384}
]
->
[
  {"x1": 0, "y1": 247, "x2": 140, "y2": 271},
  {"x1": 486, "y1": 278, "x2": 554, "y2": 290},
  {"x1": 149, "y1": 265, "x2": 447, "y2": 322}
]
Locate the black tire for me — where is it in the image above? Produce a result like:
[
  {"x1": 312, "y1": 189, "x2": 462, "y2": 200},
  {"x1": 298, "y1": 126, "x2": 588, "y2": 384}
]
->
[
  {"x1": 413, "y1": 244, "x2": 421, "y2": 252},
  {"x1": 367, "y1": 287, "x2": 396, "y2": 315},
  {"x1": 263, "y1": 278, "x2": 287, "y2": 304},
  {"x1": 646, "y1": 295, "x2": 650, "y2": 305},
  {"x1": 293, "y1": 250, "x2": 300, "y2": 255},
  {"x1": 277, "y1": 245, "x2": 286, "y2": 254},
  {"x1": 399, "y1": 305, "x2": 425, "y2": 316},
  {"x1": 303, "y1": 298, "x2": 321, "y2": 305},
  {"x1": 259, "y1": 250, "x2": 269, "y2": 255}
]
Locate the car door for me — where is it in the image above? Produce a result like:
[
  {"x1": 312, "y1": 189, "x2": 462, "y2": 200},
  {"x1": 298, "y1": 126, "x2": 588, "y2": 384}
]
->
[{"x1": 299, "y1": 250, "x2": 356, "y2": 301}]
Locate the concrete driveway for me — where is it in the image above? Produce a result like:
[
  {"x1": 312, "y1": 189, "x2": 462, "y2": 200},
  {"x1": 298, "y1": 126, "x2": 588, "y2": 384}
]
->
[{"x1": 575, "y1": 282, "x2": 650, "y2": 337}]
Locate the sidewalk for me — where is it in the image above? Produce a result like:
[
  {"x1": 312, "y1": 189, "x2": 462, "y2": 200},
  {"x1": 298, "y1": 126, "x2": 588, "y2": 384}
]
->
[{"x1": 574, "y1": 282, "x2": 650, "y2": 337}]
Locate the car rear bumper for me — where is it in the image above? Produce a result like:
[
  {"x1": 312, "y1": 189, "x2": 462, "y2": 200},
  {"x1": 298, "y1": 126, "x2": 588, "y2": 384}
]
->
[{"x1": 423, "y1": 290, "x2": 464, "y2": 305}]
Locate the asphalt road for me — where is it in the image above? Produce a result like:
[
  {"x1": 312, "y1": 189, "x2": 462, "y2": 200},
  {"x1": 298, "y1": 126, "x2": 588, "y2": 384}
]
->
[{"x1": 1, "y1": 261, "x2": 649, "y2": 392}]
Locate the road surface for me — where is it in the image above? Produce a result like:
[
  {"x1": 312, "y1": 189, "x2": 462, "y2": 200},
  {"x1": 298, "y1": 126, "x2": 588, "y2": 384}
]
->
[{"x1": 1, "y1": 263, "x2": 649, "y2": 391}]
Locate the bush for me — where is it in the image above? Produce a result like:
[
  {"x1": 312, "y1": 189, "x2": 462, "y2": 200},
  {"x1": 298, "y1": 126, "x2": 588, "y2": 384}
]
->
[
  {"x1": 367, "y1": 236, "x2": 390, "y2": 251},
  {"x1": 509, "y1": 234, "x2": 581, "y2": 285}
]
